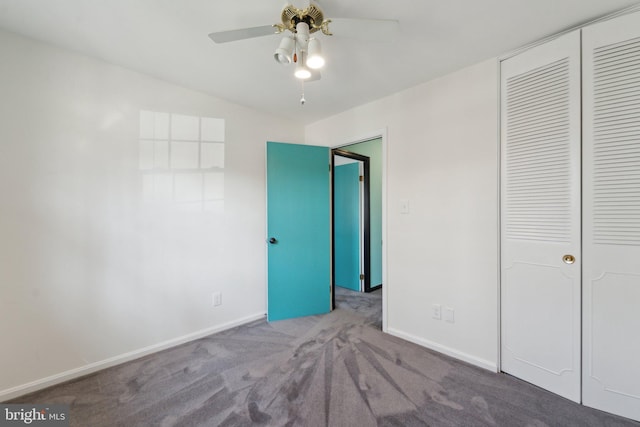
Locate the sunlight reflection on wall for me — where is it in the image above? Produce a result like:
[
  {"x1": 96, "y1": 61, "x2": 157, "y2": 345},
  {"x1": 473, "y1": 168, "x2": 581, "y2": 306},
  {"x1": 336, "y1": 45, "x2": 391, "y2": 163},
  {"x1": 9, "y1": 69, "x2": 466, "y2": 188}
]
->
[{"x1": 139, "y1": 111, "x2": 225, "y2": 212}]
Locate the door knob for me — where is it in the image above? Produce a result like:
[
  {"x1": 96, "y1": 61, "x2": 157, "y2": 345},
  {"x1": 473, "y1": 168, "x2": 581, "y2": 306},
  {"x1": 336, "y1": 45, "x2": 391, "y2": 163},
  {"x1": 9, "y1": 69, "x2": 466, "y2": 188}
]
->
[
  {"x1": 268, "y1": 237, "x2": 278, "y2": 244},
  {"x1": 562, "y1": 254, "x2": 575, "y2": 264}
]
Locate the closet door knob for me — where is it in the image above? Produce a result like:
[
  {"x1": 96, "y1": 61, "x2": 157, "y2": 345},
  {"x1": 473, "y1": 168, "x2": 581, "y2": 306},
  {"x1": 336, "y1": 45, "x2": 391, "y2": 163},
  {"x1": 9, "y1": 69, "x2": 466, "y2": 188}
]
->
[{"x1": 562, "y1": 254, "x2": 575, "y2": 264}]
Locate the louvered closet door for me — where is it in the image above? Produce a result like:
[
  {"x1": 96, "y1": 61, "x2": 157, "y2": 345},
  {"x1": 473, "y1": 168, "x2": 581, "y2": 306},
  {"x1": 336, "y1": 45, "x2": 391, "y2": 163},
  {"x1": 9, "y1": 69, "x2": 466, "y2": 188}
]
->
[
  {"x1": 500, "y1": 30, "x2": 581, "y2": 402},
  {"x1": 583, "y1": 11, "x2": 640, "y2": 422}
]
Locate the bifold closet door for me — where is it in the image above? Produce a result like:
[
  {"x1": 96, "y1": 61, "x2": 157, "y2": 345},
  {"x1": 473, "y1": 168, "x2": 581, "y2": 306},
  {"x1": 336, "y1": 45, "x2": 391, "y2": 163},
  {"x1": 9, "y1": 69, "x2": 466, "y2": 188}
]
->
[
  {"x1": 582, "y1": 11, "x2": 640, "y2": 422},
  {"x1": 500, "y1": 30, "x2": 581, "y2": 402}
]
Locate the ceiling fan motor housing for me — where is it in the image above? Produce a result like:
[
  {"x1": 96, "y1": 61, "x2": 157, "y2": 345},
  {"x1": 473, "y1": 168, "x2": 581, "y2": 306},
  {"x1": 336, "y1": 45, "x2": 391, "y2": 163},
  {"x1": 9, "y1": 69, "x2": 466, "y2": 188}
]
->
[{"x1": 281, "y1": 3, "x2": 325, "y2": 34}]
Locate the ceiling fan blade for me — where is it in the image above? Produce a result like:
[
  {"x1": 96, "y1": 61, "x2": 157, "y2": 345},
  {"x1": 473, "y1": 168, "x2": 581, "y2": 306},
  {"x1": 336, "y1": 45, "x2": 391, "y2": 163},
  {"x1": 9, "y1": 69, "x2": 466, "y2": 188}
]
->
[
  {"x1": 328, "y1": 18, "x2": 399, "y2": 42},
  {"x1": 208, "y1": 25, "x2": 279, "y2": 44}
]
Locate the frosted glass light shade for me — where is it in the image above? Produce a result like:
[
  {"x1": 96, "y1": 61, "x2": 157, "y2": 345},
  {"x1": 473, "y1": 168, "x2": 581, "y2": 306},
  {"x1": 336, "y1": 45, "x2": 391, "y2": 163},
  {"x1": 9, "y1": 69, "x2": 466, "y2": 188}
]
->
[
  {"x1": 294, "y1": 63, "x2": 311, "y2": 79},
  {"x1": 294, "y1": 49, "x2": 311, "y2": 79},
  {"x1": 307, "y1": 38, "x2": 325, "y2": 69}
]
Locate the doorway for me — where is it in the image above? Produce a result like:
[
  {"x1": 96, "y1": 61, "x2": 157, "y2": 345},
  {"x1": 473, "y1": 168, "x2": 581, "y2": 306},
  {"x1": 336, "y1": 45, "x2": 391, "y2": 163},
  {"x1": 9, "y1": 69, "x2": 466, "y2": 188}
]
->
[
  {"x1": 333, "y1": 150, "x2": 370, "y2": 294},
  {"x1": 330, "y1": 137, "x2": 383, "y2": 307}
]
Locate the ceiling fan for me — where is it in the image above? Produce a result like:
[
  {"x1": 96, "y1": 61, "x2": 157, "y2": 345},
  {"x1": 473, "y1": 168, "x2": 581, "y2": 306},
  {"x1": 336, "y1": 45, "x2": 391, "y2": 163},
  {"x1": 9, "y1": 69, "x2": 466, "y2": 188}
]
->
[{"x1": 208, "y1": 1, "x2": 399, "y2": 85}]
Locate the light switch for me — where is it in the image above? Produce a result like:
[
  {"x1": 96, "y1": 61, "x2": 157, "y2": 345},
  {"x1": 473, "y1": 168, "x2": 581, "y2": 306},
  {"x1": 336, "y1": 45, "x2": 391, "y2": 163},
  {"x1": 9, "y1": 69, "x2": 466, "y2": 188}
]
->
[{"x1": 400, "y1": 199, "x2": 410, "y2": 214}]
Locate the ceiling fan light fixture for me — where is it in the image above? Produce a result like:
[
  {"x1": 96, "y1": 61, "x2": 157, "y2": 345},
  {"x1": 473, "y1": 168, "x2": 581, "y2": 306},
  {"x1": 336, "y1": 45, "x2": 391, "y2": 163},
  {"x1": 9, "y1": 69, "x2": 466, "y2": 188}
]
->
[
  {"x1": 294, "y1": 52, "x2": 311, "y2": 79},
  {"x1": 306, "y1": 38, "x2": 325, "y2": 69},
  {"x1": 294, "y1": 63, "x2": 312, "y2": 79},
  {"x1": 274, "y1": 36, "x2": 295, "y2": 64}
]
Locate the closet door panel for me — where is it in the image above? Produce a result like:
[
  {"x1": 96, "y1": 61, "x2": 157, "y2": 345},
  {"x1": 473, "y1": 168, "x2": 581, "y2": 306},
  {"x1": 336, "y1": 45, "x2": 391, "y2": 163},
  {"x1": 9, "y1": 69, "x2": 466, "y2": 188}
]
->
[
  {"x1": 500, "y1": 30, "x2": 581, "y2": 402},
  {"x1": 583, "y1": 11, "x2": 640, "y2": 422}
]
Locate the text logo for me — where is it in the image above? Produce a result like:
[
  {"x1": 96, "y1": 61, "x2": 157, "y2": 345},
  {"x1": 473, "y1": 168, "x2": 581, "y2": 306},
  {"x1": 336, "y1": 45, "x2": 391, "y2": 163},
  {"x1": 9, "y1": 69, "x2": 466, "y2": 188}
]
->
[{"x1": 0, "y1": 405, "x2": 69, "y2": 427}]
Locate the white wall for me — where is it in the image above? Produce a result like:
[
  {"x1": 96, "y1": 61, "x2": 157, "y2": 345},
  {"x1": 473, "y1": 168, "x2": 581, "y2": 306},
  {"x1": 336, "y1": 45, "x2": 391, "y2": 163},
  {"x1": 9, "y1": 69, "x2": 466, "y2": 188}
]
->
[
  {"x1": 306, "y1": 59, "x2": 500, "y2": 369},
  {"x1": 0, "y1": 29, "x2": 303, "y2": 399}
]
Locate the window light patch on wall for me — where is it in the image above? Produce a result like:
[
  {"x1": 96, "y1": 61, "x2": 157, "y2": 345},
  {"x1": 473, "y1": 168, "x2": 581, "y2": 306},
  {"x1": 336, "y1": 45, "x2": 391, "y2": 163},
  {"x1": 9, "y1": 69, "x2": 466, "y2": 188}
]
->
[{"x1": 139, "y1": 111, "x2": 225, "y2": 213}]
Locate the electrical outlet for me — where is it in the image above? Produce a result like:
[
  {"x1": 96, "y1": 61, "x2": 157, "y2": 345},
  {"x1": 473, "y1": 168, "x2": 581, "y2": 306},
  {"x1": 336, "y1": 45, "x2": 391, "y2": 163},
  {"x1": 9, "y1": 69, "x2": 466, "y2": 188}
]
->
[
  {"x1": 432, "y1": 304, "x2": 441, "y2": 320},
  {"x1": 444, "y1": 307, "x2": 455, "y2": 323},
  {"x1": 212, "y1": 292, "x2": 222, "y2": 307}
]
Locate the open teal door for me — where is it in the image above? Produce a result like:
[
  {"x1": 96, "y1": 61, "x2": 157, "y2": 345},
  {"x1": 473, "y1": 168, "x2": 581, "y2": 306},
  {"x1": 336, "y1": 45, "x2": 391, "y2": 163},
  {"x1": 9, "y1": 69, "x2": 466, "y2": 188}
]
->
[
  {"x1": 266, "y1": 142, "x2": 331, "y2": 321},
  {"x1": 334, "y1": 162, "x2": 361, "y2": 291}
]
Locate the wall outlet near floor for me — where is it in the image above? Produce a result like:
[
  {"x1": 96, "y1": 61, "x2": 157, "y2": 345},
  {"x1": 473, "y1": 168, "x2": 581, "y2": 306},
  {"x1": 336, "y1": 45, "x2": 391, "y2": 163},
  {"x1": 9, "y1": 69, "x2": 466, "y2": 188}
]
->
[
  {"x1": 212, "y1": 292, "x2": 222, "y2": 307},
  {"x1": 444, "y1": 307, "x2": 455, "y2": 323},
  {"x1": 432, "y1": 304, "x2": 442, "y2": 320}
]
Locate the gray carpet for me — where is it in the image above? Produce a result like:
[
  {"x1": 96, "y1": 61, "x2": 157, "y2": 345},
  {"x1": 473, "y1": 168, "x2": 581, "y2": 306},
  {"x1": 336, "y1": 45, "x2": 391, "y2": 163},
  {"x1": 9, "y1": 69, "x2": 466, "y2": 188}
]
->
[{"x1": 9, "y1": 287, "x2": 639, "y2": 426}]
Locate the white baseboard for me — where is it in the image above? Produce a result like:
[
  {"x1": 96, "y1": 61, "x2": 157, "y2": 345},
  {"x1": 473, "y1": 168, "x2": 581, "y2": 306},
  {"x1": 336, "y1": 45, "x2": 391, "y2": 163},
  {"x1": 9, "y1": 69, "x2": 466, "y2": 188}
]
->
[
  {"x1": 386, "y1": 327, "x2": 498, "y2": 372},
  {"x1": 0, "y1": 312, "x2": 266, "y2": 402}
]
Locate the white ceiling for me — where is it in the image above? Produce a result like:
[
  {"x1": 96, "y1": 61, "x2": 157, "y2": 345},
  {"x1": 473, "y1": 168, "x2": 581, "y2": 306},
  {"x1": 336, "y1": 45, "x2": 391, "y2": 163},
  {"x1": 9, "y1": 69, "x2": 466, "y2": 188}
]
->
[{"x1": 0, "y1": 0, "x2": 638, "y2": 124}]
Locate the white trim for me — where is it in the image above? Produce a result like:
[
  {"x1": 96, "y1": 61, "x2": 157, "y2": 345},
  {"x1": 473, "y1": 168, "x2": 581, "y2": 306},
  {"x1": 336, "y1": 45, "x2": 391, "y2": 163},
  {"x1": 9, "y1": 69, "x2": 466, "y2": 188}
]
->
[
  {"x1": 387, "y1": 327, "x2": 498, "y2": 373},
  {"x1": 499, "y1": 3, "x2": 640, "y2": 61},
  {"x1": 381, "y1": 129, "x2": 388, "y2": 334},
  {"x1": 332, "y1": 128, "x2": 387, "y2": 149},
  {"x1": 0, "y1": 312, "x2": 266, "y2": 402},
  {"x1": 496, "y1": 57, "x2": 503, "y2": 372}
]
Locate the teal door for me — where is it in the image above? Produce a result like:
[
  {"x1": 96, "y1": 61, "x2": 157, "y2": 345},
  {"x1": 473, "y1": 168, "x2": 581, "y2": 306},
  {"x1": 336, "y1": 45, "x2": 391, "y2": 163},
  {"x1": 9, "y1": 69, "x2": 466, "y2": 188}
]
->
[
  {"x1": 266, "y1": 142, "x2": 331, "y2": 321},
  {"x1": 334, "y1": 163, "x2": 361, "y2": 291}
]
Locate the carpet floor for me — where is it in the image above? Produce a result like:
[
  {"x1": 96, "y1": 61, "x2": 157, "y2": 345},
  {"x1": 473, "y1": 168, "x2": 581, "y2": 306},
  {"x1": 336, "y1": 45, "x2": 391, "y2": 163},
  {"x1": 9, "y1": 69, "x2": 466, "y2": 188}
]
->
[{"x1": 10, "y1": 287, "x2": 639, "y2": 426}]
